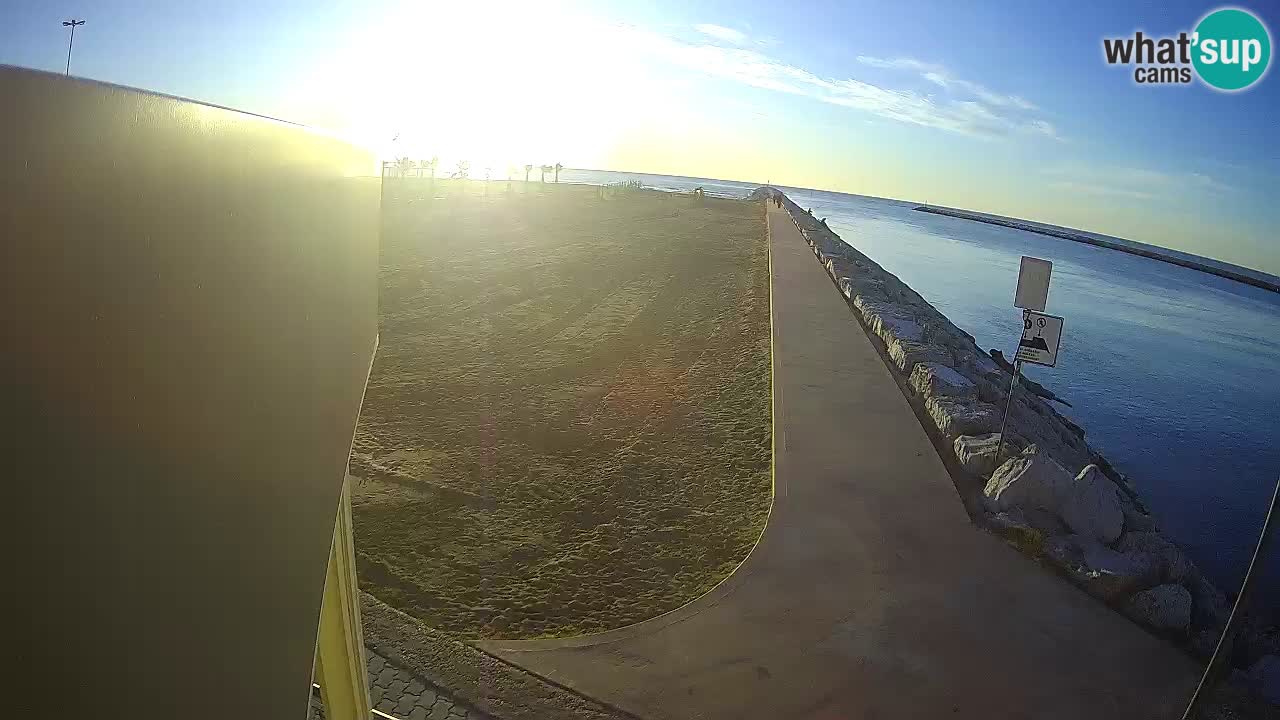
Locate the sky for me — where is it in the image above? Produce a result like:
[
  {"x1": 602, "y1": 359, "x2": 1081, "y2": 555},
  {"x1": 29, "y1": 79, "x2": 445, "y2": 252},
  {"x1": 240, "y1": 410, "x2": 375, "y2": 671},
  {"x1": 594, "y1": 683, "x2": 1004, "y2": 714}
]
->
[{"x1": 3, "y1": 0, "x2": 1278, "y2": 274}]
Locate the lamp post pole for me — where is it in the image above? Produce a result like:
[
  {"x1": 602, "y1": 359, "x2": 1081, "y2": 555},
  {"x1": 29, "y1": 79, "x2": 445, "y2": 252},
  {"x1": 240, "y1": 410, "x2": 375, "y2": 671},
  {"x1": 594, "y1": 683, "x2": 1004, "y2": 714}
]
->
[{"x1": 62, "y1": 19, "x2": 86, "y2": 76}]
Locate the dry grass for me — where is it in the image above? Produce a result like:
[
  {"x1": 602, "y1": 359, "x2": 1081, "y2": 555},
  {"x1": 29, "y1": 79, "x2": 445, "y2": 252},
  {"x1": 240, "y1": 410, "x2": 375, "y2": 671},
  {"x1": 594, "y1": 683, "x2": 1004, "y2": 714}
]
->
[{"x1": 351, "y1": 180, "x2": 771, "y2": 639}]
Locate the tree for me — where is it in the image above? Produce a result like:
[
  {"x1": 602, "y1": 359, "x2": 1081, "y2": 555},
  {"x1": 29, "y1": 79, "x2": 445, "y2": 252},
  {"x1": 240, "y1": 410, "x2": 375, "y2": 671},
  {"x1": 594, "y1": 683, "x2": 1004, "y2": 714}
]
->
[
  {"x1": 395, "y1": 156, "x2": 414, "y2": 178},
  {"x1": 554, "y1": 162, "x2": 563, "y2": 183},
  {"x1": 524, "y1": 164, "x2": 533, "y2": 183}
]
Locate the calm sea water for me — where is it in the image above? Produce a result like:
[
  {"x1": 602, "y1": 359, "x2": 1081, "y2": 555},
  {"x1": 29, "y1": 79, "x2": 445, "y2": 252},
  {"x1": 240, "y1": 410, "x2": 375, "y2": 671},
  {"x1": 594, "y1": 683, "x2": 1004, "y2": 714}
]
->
[{"x1": 561, "y1": 169, "x2": 1280, "y2": 603}]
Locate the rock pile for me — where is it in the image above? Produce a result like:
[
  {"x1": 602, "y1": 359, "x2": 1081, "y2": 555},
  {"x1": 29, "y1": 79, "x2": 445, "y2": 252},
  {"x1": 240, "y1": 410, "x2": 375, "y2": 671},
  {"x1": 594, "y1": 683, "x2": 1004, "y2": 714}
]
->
[{"x1": 766, "y1": 190, "x2": 1246, "y2": 658}]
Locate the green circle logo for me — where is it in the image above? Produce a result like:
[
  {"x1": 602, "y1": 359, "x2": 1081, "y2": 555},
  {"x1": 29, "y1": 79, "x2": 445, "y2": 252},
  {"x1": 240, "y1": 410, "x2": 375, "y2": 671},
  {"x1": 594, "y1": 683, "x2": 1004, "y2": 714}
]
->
[{"x1": 1192, "y1": 8, "x2": 1271, "y2": 91}]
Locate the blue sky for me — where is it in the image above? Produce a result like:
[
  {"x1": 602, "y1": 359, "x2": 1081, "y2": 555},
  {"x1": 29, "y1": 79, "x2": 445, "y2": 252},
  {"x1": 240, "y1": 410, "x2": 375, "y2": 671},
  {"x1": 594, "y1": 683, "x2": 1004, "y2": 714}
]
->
[{"x1": 3, "y1": 0, "x2": 1277, "y2": 273}]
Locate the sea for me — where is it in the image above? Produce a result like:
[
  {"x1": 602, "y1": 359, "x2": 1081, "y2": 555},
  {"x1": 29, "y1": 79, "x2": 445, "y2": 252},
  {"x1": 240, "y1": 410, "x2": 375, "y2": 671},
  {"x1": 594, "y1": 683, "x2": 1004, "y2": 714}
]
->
[{"x1": 561, "y1": 168, "x2": 1280, "y2": 606}]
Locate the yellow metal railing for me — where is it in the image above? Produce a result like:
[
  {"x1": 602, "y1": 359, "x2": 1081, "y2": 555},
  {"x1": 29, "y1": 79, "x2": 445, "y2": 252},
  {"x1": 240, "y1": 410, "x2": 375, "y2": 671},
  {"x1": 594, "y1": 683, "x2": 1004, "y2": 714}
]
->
[{"x1": 314, "y1": 475, "x2": 373, "y2": 720}]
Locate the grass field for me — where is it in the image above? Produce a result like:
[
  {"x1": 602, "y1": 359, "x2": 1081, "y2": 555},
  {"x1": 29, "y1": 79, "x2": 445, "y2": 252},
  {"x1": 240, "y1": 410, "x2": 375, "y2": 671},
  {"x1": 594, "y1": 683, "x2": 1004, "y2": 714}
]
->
[{"x1": 350, "y1": 180, "x2": 771, "y2": 639}]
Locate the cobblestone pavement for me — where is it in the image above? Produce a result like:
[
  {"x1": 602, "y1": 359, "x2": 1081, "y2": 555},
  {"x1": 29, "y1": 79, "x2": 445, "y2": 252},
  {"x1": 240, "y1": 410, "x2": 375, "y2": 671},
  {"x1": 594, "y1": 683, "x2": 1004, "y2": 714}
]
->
[{"x1": 308, "y1": 647, "x2": 493, "y2": 720}]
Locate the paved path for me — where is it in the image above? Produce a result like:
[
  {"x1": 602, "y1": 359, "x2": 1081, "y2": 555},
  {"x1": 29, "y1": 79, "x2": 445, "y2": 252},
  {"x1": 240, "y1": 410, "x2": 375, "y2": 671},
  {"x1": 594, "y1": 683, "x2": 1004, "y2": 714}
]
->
[
  {"x1": 478, "y1": 203, "x2": 1199, "y2": 719},
  {"x1": 308, "y1": 647, "x2": 492, "y2": 720},
  {"x1": 366, "y1": 648, "x2": 492, "y2": 720}
]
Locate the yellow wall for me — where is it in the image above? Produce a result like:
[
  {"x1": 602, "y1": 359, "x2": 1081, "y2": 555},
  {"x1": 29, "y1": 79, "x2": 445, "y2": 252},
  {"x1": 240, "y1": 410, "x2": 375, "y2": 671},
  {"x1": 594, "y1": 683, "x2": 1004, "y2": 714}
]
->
[{"x1": 4, "y1": 66, "x2": 379, "y2": 719}]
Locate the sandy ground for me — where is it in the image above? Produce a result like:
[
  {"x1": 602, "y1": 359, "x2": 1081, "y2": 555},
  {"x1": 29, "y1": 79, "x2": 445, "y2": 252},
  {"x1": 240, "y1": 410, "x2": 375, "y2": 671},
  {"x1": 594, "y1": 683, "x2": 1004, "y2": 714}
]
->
[
  {"x1": 351, "y1": 181, "x2": 771, "y2": 639},
  {"x1": 475, "y1": 202, "x2": 1199, "y2": 720}
]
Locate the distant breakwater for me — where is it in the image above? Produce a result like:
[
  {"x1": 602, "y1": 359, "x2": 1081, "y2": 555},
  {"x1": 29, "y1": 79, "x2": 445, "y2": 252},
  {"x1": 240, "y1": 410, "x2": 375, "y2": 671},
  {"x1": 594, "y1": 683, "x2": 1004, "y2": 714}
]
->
[
  {"x1": 754, "y1": 187, "x2": 1279, "y2": 690},
  {"x1": 913, "y1": 205, "x2": 1280, "y2": 294}
]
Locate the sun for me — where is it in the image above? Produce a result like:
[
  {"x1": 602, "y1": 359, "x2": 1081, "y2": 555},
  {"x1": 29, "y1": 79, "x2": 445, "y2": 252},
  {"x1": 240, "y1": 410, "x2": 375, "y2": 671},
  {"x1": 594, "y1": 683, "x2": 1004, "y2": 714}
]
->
[{"x1": 288, "y1": 0, "x2": 655, "y2": 175}]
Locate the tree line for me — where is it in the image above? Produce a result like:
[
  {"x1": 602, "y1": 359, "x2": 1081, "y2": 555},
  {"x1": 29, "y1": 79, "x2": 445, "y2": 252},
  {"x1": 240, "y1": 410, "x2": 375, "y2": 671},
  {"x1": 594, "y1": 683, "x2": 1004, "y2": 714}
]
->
[{"x1": 386, "y1": 158, "x2": 564, "y2": 183}]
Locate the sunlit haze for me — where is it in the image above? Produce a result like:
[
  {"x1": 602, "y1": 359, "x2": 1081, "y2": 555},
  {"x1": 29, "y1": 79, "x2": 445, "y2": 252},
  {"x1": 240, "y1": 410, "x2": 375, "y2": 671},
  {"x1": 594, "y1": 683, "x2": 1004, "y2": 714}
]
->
[{"x1": 4, "y1": 0, "x2": 1277, "y2": 272}]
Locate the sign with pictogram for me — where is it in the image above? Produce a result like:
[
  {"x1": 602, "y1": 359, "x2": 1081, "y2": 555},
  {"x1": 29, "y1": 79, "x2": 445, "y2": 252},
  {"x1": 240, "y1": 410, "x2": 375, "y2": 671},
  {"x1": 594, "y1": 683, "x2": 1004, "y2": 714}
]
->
[{"x1": 1015, "y1": 310, "x2": 1064, "y2": 367}]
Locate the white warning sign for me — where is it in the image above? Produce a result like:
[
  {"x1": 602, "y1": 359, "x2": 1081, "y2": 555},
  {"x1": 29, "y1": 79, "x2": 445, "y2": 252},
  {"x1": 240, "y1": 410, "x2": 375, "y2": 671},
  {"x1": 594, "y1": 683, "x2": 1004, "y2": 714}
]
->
[
  {"x1": 1014, "y1": 256, "x2": 1052, "y2": 312},
  {"x1": 1015, "y1": 311, "x2": 1064, "y2": 367}
]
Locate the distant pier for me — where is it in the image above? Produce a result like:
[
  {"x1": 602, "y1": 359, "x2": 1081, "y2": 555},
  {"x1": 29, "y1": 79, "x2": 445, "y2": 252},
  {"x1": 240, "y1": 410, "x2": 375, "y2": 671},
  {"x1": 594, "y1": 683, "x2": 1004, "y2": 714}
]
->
[{"x1": 913, "y1": 205, "x2": 1280, "y2": 294}]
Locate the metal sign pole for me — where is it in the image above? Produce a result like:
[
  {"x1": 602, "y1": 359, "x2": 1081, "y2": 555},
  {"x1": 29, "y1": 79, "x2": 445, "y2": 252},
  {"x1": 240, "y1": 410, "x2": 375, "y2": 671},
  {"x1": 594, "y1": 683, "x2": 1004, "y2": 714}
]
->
[
  {"x1": 993, "y1": 357, "x2": 1021, "y2": 470},
  {"x1": 993, "y1": 309, "x2": 1030, "y2": 471}
]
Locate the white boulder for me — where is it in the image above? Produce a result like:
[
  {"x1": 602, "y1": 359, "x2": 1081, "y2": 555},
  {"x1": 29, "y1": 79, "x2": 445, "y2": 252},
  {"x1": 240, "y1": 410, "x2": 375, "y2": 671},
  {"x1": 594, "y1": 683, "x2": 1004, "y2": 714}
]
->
[
  {"x1": 1184, "y1": 566, "x2": 1231, "y2": 631},
  {"x1": 888, "y1": 338, "x2": 951, "y2": 373},
  {"x1": 826, "y1": 257, "x2": 854, "y2": 280},
  {"x1": 983, "y1": 445, "x2": 1074, "y2": 513},
  {"x1": 1125, "y1": 584, "x2": 1192, "y2": 633},
  {"x1": 1021, "y1": 507, "x2": 1070, "y2": 536},
  {"x1": 844, "y1": 275, "x2": 887, "y2": 303},
  {"x1": 850, "y1": 296, "x2": 926, "y2": 346},
  {"x1": 953, "y1": 350, "x2": 1003, "y2": 385},
  {"x1": 922, "y1": 322, "x2": 979, "y2": 360},
  {"x1": 953, "y1": 432, "x2": 1023, "y2": 477},
  {"x1": 852, "y1": 294, "x2": 890, "y2": 326},
  {"x1": 987, "y1": 510, "x2": 1047, "y2": 550},
  {"x1": 837, "y1": 277, "x2": 853, "y2": 299},
  {"x1": 1007, "y1": 397, "x2": 1094, "y2": 478},
  {"x1": 1115, "y1": 532, "x2": 1191, "y2": 584},
  {"x1": 1121, "y1": 503, "x2": 1160, "y2": 533},
  {"x1": 864, "y1": 307, "x2": 922, "y2": 344},
  {"x1": 911, "y1": 362, "x2": 978, "y2": 401},
  {"x1": 1059, "y1": 464, "x2": 1125, "y2": 545},
  {"x1": 1042, "y1": 534, "x2": 1161, "y2": 602},
  {"x1": 987, "y1": 507, "x2": 1068, "y2": 544},
  {"x1": 815, "y1": 242, "x2": 843, "y2": 262},
  {"x1": 925, "y1": 396, "x2": 1000, "y2": 439},
  {"x1": 878, "y1": 314, "x2": 925, "y2": 343}
]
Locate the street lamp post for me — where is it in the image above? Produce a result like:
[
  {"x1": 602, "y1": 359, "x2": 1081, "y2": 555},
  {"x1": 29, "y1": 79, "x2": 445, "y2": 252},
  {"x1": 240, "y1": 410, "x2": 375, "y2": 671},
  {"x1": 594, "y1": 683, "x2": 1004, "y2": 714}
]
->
[{"x1": 62, "y1": 19, "x2": 86, "y2": 76}]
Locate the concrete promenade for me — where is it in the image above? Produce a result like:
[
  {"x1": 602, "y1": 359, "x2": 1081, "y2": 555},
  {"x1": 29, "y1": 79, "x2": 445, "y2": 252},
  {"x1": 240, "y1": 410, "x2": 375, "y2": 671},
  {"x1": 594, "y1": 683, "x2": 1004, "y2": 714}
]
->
[{"x1": 477, "y1": 203, "x2": 1198, "y2": 719}]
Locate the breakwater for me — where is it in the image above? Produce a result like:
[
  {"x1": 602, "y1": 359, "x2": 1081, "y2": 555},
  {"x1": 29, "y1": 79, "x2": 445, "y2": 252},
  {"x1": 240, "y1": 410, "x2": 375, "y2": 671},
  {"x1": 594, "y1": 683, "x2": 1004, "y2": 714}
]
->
[
  {"x1": 756, "y1": 187, "x2": 1279, "y2": 692},
  {"x1": 913, "y1": 205, "x2": 1280, "y2": 294}
]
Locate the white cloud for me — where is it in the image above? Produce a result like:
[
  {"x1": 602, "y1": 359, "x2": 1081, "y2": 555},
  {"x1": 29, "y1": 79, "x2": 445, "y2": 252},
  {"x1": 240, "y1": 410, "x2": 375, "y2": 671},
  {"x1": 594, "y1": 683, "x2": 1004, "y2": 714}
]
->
[
  {"x1": 1029, "y1": 120, "x2": 1061, "y2": 140},
  {"x1": 857, "y1": 55, "x2": 1039, "y2": 111},
  {"x1": 922, "y1": 71, "x2": 949, "y2": 87},
  {"x1": 856, "y1": 56, "x2": 945, "y2": 74},
  {"x1": 695, "y1": 24, "x2": 748, "y2": 45},
  {"x1": 620, "y1": 33, "x2": 1055, "y2": 140},
  {"x1": 1043, "y1": 165, "x2": 1235, "y2": 201},
  {"x1": 1049, "y1": 181, "x2": 1156, "y2": 201},
  {"x1": 1185, "y1": 172, "x2": 1234, "y2": 194}
]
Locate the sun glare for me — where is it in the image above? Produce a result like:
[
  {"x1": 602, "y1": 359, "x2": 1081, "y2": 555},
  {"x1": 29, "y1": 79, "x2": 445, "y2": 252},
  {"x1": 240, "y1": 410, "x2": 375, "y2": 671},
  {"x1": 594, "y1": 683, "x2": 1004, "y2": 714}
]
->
[{"x1": 289, "y1": 0, "x2": 664, "y2": 175}]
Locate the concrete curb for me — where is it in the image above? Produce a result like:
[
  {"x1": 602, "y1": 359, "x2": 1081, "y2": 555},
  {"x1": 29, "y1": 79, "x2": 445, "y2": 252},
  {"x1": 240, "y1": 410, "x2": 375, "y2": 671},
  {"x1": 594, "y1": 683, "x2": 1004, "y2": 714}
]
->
[{"x1": 360, "y1": 593, "x2": 643, "y2": 720}]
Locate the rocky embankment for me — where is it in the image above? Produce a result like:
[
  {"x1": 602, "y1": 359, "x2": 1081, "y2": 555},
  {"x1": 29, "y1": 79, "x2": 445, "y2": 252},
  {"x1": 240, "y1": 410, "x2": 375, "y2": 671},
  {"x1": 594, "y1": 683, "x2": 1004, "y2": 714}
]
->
[{"x1": 755, "y1": 188, "x2": 1279, "y2": 704}]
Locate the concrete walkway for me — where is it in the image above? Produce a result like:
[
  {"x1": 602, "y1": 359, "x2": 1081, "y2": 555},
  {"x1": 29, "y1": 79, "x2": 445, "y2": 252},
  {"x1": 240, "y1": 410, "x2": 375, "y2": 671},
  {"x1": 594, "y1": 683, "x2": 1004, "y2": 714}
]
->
[
  {"x1": 478, "y1": 204, "x2": 1198, "y2": 719},
  {"x1": 307, "y1": 647, "x2": 490, "y2": 720}
]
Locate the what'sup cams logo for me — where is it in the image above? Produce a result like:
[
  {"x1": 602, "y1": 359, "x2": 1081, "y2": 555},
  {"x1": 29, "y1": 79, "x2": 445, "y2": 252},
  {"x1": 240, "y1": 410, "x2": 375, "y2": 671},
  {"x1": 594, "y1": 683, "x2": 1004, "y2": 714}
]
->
[{"x1": 1103, "y1": 7, "x2": 1271, "y2": 91}]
